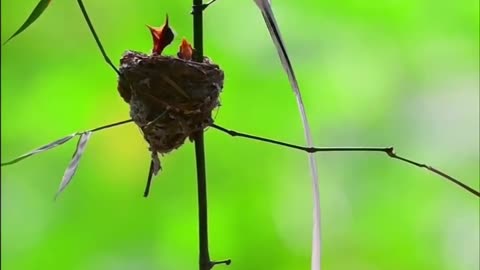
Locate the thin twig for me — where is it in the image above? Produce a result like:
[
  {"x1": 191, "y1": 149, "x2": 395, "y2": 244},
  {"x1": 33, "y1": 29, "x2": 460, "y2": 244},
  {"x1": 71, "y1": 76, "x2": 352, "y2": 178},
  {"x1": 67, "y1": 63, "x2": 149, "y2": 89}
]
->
[
  {"x1": 203, "y1": 0, "x2": 219, "y2": 10},
  {"x1": 210, "y1": 123, "x2": 480, "y2": 197},
  {"x1": 88, "y1": 119, "x2": 134, "y2": 133},
  {"x1": 190, "y1": 0, "x2": 219, "y2": 14},
  {"x1": 77, "y1": 0, "x2": 121, "y2": 76},
  {"x1": 1, "y1": 119, "x2": 133, "y2": 167},
  {"x1": 77, "y1": 1, "x2": 152, "y2": 197},
  {"x1": 143, "y1": 160, "x2": 155, "y2": 197},
  {"x1": 4, "y1": 118, "x2": 477, "y2": 198},
  {"x1": 141, "y1": 111, "x2": 168, "y2": 132}
]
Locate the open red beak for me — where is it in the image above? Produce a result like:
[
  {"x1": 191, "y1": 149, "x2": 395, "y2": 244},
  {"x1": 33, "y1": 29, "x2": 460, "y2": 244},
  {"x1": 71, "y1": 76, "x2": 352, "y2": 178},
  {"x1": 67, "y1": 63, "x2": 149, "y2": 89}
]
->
[
  {"x1": 147, "y1": 14, "x2": 174, "y2": 55},
  {"x1": 177, "y1": 38, "x2": 193, "y2": 60}
]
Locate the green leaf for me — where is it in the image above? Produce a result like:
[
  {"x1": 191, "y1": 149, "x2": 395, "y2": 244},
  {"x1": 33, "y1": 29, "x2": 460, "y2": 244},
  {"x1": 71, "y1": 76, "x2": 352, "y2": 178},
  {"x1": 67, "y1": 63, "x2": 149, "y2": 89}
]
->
[{"x1": 3, "y1": 0, "x2": 52, "y2": 45}]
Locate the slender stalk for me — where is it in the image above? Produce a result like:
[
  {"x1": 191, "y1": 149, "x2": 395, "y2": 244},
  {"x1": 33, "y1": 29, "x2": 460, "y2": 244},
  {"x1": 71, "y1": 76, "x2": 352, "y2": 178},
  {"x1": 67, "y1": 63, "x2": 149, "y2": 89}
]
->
[
  {"x1": 191, "y1": 2, "x2": 231, "y2": 269},
  {"x1": 88, "y1": 119, "x2": 133, "y2": 133},
  {"x1": 1, "y1": 119, "x2": 133, "y2": 167},
  {"x1": 210, "y1": 123, "x2": 480, "y2": 197},
  {"x1": 192, "y1": 1, "x2": 210, "y2": 270},
  {"x1": 4, "y1": 117, "x2": 478, "y2": 198},
  {"x1": 193, "y1": 132, "x2": 210, "y2": 270},
  {"x1": 143, "y1": 160, "x2": 154, "y2": 197},
  {"x1": 76, "y1": 0, "x2": 120, "y2": 76}
]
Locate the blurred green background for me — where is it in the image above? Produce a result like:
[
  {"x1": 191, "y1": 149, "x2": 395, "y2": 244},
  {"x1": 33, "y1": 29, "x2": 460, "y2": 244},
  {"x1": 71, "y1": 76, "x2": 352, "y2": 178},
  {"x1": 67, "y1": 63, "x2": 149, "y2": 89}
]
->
[{"x1": 1, "y1": 0, "x2": 479, "y2": 269}]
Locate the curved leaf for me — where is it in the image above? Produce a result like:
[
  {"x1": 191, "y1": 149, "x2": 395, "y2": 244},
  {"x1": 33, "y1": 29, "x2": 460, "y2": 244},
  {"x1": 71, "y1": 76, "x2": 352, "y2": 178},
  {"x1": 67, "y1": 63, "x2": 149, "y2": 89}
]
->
[
  {"x1": 55, "y1": 132, "x2": 92, "y2": 200},
  {"x1": 3, "y1": 0, "x2": 52, "y2": 45},
  {"x1": 253, "y1": 1, "x2": 322, "y2": 270},
  {"x1": 1, "y1": 133, "x2": 79, "y2": 166}
]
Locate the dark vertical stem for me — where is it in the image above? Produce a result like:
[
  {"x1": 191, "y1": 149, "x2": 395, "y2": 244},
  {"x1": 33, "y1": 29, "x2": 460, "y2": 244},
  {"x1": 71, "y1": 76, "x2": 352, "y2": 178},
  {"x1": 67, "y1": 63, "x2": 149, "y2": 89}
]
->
[
  {"x1": 194, "y1": 132, "x2": 210, "y2": 270},
  {"x1": 192, "y1": 1, "x2": 210, "y2": 270},
  {"x1": 193, "y1": 0, "x2": 204, "y2": 61},
  {"x1": 143, "y1": 160, "x2": 154, "y2": 197},
  {"x1": 192, "y1": 3, "x2": 231, "y2": 269}
]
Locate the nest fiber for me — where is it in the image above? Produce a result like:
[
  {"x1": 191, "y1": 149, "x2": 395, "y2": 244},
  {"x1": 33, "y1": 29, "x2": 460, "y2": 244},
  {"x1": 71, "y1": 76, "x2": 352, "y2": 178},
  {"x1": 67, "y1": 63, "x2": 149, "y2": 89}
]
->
[{"x1": 117, "y1": 51, "x2": 224, "y2": 166}]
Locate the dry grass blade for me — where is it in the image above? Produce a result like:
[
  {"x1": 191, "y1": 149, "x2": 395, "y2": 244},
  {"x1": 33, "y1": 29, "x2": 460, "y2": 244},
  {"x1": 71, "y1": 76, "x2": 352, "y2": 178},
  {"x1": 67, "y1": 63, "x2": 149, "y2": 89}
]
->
[
  {"x1": 55, "y1": 132, "x2": 92, "y2": 199},
  {"x1": 253, "y1": 1, "x2": 322, "y2": 269},
  {"x1": 1, "y1": 133, "x2": 79, "y2": 166},
  {"x1": 2, "y1": 120, "x2": 132, "y2": 167},
  {"x1": 3, "y1": 0, "x2": 52, "y2": 45}
]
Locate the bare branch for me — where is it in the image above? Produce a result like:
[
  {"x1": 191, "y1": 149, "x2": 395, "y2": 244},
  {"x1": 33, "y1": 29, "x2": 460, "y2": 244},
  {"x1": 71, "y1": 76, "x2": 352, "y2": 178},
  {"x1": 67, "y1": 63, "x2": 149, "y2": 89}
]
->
[{"x1": 209, "y1": 123, "x2": 480, "y2": 197}]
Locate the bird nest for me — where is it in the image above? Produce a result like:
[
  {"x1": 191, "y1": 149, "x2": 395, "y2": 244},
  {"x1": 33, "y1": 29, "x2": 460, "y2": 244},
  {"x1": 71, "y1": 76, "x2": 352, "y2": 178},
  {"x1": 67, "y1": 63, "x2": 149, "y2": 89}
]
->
[{"x1": 117, "y1": 51, "x2": 224, "y2": 171}]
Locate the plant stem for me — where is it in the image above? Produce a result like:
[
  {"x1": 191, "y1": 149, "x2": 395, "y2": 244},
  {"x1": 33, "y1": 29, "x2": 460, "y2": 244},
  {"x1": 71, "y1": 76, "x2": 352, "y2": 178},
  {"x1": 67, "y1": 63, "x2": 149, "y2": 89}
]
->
[
  {"x1": 194, "y1": 132, "x2": 210, "y2": 270},
  {"x1": 191, "y1": 3, "x2": 231, "y2": 268},
  {"x1": 210, "y1": 123, "x2": 480, "y2": 197},
  {"x1": 192, "y1": 1, "x2": 210, "y2": 270}
]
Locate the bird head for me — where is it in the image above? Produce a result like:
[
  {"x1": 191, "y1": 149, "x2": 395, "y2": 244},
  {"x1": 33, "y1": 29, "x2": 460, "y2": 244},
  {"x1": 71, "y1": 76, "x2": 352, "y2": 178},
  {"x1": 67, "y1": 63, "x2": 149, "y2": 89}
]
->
[
  {"x1": 147, "y1": 14, "x2": 174, "y2": 55},
  {"x1": 177, "y1": 38, "x2": 193, "y2": 60}
]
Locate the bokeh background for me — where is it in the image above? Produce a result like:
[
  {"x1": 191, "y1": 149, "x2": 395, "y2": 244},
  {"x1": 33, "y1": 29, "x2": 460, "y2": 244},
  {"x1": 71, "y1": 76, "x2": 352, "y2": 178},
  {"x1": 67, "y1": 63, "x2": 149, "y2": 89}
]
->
[{"x1": 1, "y1": 0, "x2": 479, "y2": 270}]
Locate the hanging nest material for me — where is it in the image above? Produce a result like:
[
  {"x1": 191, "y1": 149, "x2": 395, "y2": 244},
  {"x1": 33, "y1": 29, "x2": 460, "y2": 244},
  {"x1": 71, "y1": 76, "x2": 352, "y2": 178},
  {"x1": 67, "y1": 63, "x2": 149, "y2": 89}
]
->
[{"x1": 117, "y1": 51, "x2": 224, "y2": 172}]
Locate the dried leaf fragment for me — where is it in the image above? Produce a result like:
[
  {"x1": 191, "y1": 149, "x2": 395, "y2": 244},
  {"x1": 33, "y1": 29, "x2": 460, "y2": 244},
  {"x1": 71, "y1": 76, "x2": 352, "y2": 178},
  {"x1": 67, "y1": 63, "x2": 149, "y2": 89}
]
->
[
  {"x1": 1, "y1": 133, "x2": 79, "y2": 166},
  {"x1": 55, "y1": 132, "x2": 92, "y2": 199}
]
